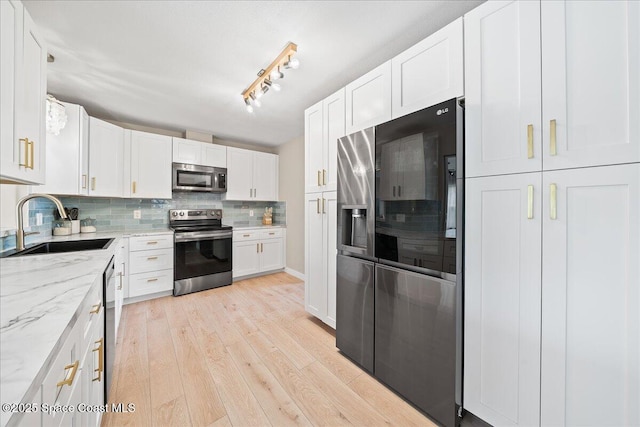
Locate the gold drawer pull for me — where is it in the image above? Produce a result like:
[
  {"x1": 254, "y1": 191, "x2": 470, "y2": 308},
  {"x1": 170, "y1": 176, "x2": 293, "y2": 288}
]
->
[
  {"x1": 243, "y1": 234, "x2": 251, "y2": 237},
  {"x1": 269, "y1": 232, "x2": 275, "y2": 235},
  {"x1": 147, "y1": 278, "x2": 158, "y2": 282},
  {"x1": 146, "y1": 241, "x2": 158, "y2": 245},
  {"x1": 527, "y1": 185, "x2": 534, "y2": 219},
  {"x1": 316, "y1": 198, "x2": 320, "y2": 214},
  {"x1": 260, "y1": 243, "x2": 263, "y2": 252},
  {"x1": 322, "y1": 198, "x2": 326, "y2": 214},
  {"x1": 57, "y1": 360, "x2": 79, "y2": 388},
  {"x1": 550, "y1": 183, "x2": 557, "y2": 220},
  {"x1": 27, "y1": 140, "x2": 34, "y2": 169},
  {"x1": 317, "y1": 170, "x2": 321, "y2": 186},
  {"x1": 322, "y1": 169, "x2": 327, "y2": 185},
  {"x1": 147, "y1": 256, "x2": 158, "y2": 260},
  {"x1": 92, "y1": 338, "x2": 103, "y2": 382},
  {"x1": 132, "y1": 181, "x2": 137, "y2": 194},
  {"x1": 90, "y1": 304, "x2": 101, "y2": 314},
  {"x1": 257, "y1": 243, "x2": 260, "y2": 253}
]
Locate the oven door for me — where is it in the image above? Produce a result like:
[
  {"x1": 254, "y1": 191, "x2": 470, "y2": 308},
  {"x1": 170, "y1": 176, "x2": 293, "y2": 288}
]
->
[{"x1": 174, "y1": 230, "x2": 232, "y2": 280}]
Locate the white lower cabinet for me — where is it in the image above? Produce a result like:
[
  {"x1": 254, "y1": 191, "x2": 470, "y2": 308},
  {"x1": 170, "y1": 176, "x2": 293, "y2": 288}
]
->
[
  {"x1": 114, "y1": 237, "x2": 128, "y2": 340},
  {"x1": 304, "y1": 191, "x2": 337, "y2": 328},
  {"x1": 232, "y1": 228, "x2": 285, "y2": 279},
  {"x1": 128, "y1": 235, "x2": 173, "y2": 299},
  {"x1": 42, "y1": 275, "x2": 104, "y2": 427},
  {"x1": 465, "y1": 163, "x2": 640, "y2": 427}
]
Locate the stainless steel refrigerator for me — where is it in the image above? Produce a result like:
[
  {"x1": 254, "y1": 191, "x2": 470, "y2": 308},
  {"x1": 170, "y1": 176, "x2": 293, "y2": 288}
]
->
[{"x1": 336, "y1": 98, "x2": 463, "y2": 427}]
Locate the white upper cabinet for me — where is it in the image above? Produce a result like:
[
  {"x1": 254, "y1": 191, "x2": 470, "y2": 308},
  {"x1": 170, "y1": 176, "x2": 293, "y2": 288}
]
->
[
  {"x1": 0, "y1": 0, "x2": 47, "y2": 185},
  {"x1": 89, "y1": 117, "x2": 124, "y2": 197},
  {"x1": 38, "y1": 102, "x2": 90, "y2": 195},
  {"x1": 466, "y1": 0, "x2": 639, "y2": 177},
  {"x1": 345, "y1": 61, "x2": 392, "y2": 135},
  {"x1": 305, "y1": 88, "x2": 345, "y2": 193},
  {"x1": 226, "y1": 147, "x2": 278, "y2": 201},
  {"x1": 172, "y1": 137, "x2": 226, "y2": 168},
  {"x1": 129, "y1": 130, "x2": 172, "y2": 199},
  {"x1": 464, "y1": 173, "x2": 542, "y2": 427},
  {"x1": 465, "y1": 1, "x2": 542, "y2": 177},
  {"x1": 541, "y1": 1, "x2": 640, "y2": 170},
  {"x1": 392, "y1": 17, "x2": 463, "y2": 119},
  {"x1": 541, "y1": 164, "x2": 639, "y2": 427}
]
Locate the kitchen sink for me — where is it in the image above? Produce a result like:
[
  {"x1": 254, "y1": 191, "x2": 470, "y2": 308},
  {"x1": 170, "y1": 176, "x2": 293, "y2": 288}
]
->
[{"x1": 4, "y1": 238, "x2": 114, "y2": 257}]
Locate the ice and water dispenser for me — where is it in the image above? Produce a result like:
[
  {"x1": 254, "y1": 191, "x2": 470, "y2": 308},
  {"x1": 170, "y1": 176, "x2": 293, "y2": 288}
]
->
[{"x1": 340, "y1": 206, "x2": 368, "y2": 252}]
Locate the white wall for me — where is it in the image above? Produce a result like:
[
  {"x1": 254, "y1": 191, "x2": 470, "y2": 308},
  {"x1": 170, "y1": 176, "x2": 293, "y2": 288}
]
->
[{"x1": 277, "y1": 135, "x2": 305, "y2": 274}]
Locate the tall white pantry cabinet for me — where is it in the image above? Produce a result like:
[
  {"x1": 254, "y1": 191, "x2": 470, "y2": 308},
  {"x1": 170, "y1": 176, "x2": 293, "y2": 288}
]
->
[{"x1": 463, "y1": 1, "x2": 640, "y2": 427}]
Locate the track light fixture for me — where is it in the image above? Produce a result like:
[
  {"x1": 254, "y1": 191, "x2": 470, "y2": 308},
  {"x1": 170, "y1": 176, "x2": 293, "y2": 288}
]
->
[{"x1": 242, "y1": 42, "x2": 298, "y2": 113}]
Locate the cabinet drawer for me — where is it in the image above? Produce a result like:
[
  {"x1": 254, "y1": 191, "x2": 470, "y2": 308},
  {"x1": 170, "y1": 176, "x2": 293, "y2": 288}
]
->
[
  {"x1": 42, "y1": 327, "x2": 80, "y2": 423},
  {"x1": 129, "y1": 234, "x2": 173, "y2": 251},
  {"x1": 76, "y1": 279, "x2": 103, "y2": 344},
  {"x1": 129, "y1": 270, "x2": 173, "y2": 297},
  {"x1": 259, "y1": 228, "x2": 283, "y2": 239},
  {"x1": 129, "y1": 248, "x2": 173, "y2": 274},
  {"x1": 233, "y1": 230, "x2": 259, "y2": 241}
]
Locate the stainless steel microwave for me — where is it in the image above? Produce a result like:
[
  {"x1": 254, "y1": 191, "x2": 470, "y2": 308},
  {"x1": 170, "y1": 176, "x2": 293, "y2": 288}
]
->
[{"x1": 172, "y1": 163, "x2": 227, "y2": 193}]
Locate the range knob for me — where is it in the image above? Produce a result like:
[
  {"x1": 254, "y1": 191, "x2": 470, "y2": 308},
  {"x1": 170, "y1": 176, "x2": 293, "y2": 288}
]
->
[
  {"x1": 171, "y1": 211, "x2": 178, "y2": 217},
  {"x1": 179, "y1": 211, "x2": 185, "y2": 216}
]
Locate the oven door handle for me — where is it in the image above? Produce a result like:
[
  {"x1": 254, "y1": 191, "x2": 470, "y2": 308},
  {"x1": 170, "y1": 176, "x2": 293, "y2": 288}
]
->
[{"x1": 175, "y1": 231, "x2": 232, "y2": 242}]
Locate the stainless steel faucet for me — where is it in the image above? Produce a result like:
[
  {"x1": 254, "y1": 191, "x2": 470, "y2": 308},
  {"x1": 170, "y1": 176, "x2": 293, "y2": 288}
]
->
[{"x1": 16, "y1": 194, "x2": 67, "y2": 251}]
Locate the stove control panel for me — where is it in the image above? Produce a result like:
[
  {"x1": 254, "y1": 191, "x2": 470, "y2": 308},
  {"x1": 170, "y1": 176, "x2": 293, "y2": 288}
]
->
[{"x1": 169, "y1": 209, "x2": 222, "y2": 221}]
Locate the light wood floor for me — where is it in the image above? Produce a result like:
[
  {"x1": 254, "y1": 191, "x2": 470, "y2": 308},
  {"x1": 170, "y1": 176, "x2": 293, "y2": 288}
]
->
[{"x1": 102, "y1": 272, "x2": 435, "y2": 427}]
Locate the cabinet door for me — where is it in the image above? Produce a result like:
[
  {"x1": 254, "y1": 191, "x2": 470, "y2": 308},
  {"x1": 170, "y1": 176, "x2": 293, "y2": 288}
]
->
[
  {"x1": 345, "y1": 61, "x2": 392, "y2": 134},
  {"x1": 18, "y1": 9, "x2": 47, "y2": 185},
  {"x1": 465, "y1": 1, "x2": 542, "y2": 178},
  {"x1": 260, "y1": 238, "x2": 284, "y2": 272},
  {"x1": 305, "y1": 193, "x2": 325, "y2": 319},
  {"x1": 39, "y1": 103, "x2": 89, "y2": 195},
  {"x1": 541, "y1": 164, "x2": 639, "y2": 426},
  {"x1": 305, "y1": 100, "x2": 324, "y2": 193},
  {"x1": 323, "y1": 192, "x2": 338, "y2": 328},
  {"x1": 0, "y1": 0, "x2": 22, "y2": 181},
  {"x1": 392, "y1": 17, "x2": 463, "y2": 119},
  {"x1": 232, "y1": 240, "x2": 260, "y2": 278},
  {"x1": 226, "y1": 147, "x2": 254, "y2": 200},
  {"x1": 253, "y1": 152, "x2": 278, "y2": 201},
  {"x1": 323, "y1": 89, "x2": 345, "y2": 192},
  {"x1": 89, "y1": 117, "x2": 124, "y2": 197},
  {"x1": 172, "y1": 137, "x2": 201, "y2": 164},
  {"x1": 130, "y1": 130, "x2": 172, "y2": 199},
  {"x1": 464, "y1": 173, "x2": 542, "y2": 427},
  {"x1": 542, "y1": 1, "x2": 640, "y2": 169},
  {"x1": 201, "y1": 143, "x2": 226, "y2": 168}
]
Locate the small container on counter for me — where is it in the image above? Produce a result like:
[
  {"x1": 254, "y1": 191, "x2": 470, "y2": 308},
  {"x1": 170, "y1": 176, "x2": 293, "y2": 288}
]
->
[
  {"x1": 52, "y1": 220, "x2": 72, "y2": 236},
  {"x1": 80, "y1": 218, "x2": 97, "y2": 233}
]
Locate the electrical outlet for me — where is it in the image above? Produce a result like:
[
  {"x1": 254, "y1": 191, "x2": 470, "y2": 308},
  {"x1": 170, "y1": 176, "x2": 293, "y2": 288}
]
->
[
  {"x1": 133, "y1": 210, "x2": 141, "y2": 219},
  {"x1": 249, "y1": 210, "x2": 254, "y2": 217},
  {"x1": 36, "y1": 213, "x2": 43, "y2": 226}
]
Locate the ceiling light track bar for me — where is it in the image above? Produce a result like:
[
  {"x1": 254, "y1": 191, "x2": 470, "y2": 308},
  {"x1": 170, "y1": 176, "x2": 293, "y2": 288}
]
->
[{"x1": 241, "y1": 42, "x2": 297, "y2": 101}]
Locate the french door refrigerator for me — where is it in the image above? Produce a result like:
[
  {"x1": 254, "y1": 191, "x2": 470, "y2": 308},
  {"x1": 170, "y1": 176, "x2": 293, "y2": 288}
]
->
[{"x1": 336, "y1": 98, "x2": 463, "y2": 427}]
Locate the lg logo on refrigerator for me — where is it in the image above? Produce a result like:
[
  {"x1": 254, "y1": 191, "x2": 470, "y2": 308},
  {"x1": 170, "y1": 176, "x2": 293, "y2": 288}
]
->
[{"x1": 437, "y1": 108, "x2": 449, "y2": 116}]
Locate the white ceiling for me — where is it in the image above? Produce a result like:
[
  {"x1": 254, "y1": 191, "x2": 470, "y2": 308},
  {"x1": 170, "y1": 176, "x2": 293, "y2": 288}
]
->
[{"x1": 24, "y1": 0, "x2": 483, "y2": 147}]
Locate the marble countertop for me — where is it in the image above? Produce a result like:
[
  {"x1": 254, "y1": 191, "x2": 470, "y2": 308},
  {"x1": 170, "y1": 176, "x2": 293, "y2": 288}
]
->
[{"x1": 0, "y1": 234, "x2": 137, "y2": 427}]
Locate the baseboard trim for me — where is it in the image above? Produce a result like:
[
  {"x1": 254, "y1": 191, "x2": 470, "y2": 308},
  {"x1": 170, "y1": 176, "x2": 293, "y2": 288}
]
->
[{"x1": 284, "y1": 267, "x2": 305, "y2": 281}]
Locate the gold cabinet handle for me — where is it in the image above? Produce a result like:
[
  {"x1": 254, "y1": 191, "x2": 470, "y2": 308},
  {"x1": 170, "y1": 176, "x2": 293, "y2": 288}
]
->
[
  {"x1": 322, "y1": 198, "x2": 326, "y2": 214},
  {"x1": 550, "y1": 119, "x2": 557, "y2": 156},
  {"x1": 91, "y1": 177, "x2": 96, "y2": 191},
  {"x1": 146, "y1": 241, "x2": 158, "y2": 245},
  {"x1": 527, "y1": 124, "x2": 534, "y2": 159},
  {"x1": 92, "y1": 338, "x2": 103, "y2": 382},
  {"x1": 527, "y1": 185, "x2": 534, "y2": 219},
  {"x1": 317, "y1": 170, "x2": 321, "y2": 186},
  {"x1": 147, "y1": 278, "x2": 158, "y2": 282},
  {"x1": 132, "y1": 181, "x2": 137, "y2": 194},
  {"x1": 90, "y1": 304, "x2": 101, "y2": 314},
  {"x1": 322, "y1": 169, "x2": 327, "y2": 185},
  {"x1": 260, "y1": 243, "x2": 263, "y2": 252},
  {"x1": 268, "y1": 232, "x2": 275, "y2": 235},
  {"x1": 316, "y1": 198, "x2": 320, "y2": 214},
  {"x1": 82, "y1": 174, "x2": 87, "y2": 189},
  {"x1": 393, "y1": 186, "x2": 396, "y2": 197},
  {"x1": 19, "y1": 138, "x2": 29, "y2": 167},
  {"x1": 398, "y1": 185, "x2": 401, "y2": 197},
  {"x1": 550, "y1": 183, "x2": 557, "y2": 220},
  {"x1": 256, "y1": 243, "x2": 259, "y2": 253},
  {"x1": 118, "y1": 272, "x2": 123, "y2": 290},
  {"x1": 57, "y1": 360, "x2": 80, "y2": 388},
  {"x1": 147, "y1": 256, "x2": 158, "y2": 260},
  {"x1": 28, "y1": 140, "x2": 34, "y2": 169}
]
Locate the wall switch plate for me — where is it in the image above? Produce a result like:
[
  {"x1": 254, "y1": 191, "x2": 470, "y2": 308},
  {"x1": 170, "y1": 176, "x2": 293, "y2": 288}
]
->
[
  {"x1": 133, "y1": 210, "x2": 141, "y2": 219},
  {"x1": 36, "y1": 213, "x2": 43, "y2": 225},
  {"x1": 249, "y1": 210, "x2": 254, "y2": 217}
]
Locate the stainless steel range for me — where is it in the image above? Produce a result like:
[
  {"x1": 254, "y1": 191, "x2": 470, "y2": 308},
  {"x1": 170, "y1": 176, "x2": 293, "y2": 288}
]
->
[{"x1": 169, "y1": 209, "x2": 232, "y2": 296}]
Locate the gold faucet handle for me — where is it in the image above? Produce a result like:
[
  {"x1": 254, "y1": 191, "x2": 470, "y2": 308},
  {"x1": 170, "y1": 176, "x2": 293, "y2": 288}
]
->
[{"x1": 24, "y1": 231, "x2": 40, "y2": 237}]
